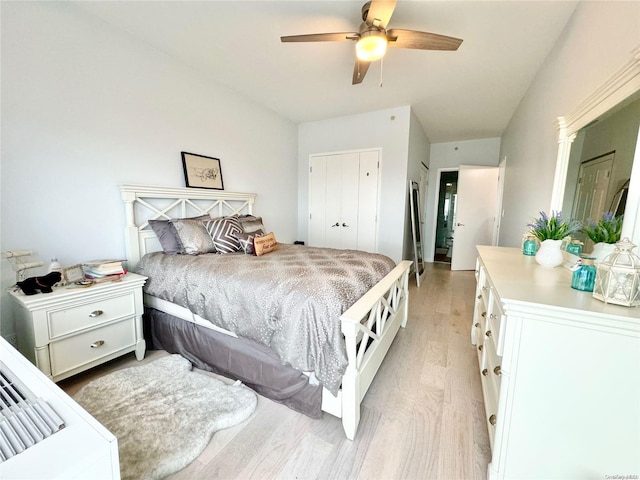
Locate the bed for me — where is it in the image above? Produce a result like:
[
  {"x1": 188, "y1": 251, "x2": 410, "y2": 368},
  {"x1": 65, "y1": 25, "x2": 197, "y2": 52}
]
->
[{"x1": 120, "y1": 184, "x2": 412, "y2": 439}]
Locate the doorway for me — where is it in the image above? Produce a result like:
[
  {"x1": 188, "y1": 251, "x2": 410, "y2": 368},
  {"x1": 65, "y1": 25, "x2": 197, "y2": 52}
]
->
[{"x1": 434, "y1": 171, "x2": 458, "y2": 263}]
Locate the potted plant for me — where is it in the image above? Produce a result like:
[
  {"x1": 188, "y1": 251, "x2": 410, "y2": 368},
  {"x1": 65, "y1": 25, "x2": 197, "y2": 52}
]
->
[
  {"x1": 582, "y1": 211, "x2": 623, "y2": 262},
  {"x1": 527, "y1": 211, "x2": 581, "y2": 267}
]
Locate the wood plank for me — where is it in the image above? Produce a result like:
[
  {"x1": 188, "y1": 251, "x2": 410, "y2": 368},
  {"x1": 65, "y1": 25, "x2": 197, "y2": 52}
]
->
[{"x1": 60, "y1": 264, "x2": 490, "y2": 479}]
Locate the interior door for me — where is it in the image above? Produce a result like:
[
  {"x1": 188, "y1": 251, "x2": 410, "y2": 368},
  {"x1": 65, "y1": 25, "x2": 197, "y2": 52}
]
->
[
  {"x1": 451, "y1": 165, "x2": 500, "y2": 271},
  {"x1": 572, "y1": 153, "x2": 614, "y2": 225}
]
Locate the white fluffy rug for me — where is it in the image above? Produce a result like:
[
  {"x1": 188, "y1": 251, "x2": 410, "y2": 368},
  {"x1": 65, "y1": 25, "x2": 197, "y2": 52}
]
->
[{"x1": 74, "y1": 354, "x2": 257, "y2": 480}]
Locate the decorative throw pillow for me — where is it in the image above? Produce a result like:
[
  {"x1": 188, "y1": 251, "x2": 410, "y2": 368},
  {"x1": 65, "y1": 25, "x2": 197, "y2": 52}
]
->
[
  {"x1": 206, "y1": 215, "x2": 242, "y2": 253},
  {"x1": 233, "y1": 229, "x2": 265, "y2": 255},
  {"x1": 148, "y1": 219, "x2": 184, "y2": 255},
  {"x1": 171, "y1": 216, "x2": 215, "y2": 255},
  {"x1": 149, "y1": 214, "x2": 210, "y2": 254},
  {"x1": 238, "y1": 215, "x2": 266, "y2": 234},
  {"x1": 254, "y1": 232, "x2": 278, "y2": 256}
]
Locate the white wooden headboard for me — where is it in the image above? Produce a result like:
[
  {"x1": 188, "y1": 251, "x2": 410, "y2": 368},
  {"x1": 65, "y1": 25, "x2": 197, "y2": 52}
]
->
[{"x1": 120, "y1": 184, "x2": 256, "y2": 267}]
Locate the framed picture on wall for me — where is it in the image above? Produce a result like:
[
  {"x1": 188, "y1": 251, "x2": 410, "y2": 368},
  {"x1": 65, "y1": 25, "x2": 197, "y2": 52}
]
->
[{"x1": 181, "y1": 151, "x2": 224, "y2": 190}]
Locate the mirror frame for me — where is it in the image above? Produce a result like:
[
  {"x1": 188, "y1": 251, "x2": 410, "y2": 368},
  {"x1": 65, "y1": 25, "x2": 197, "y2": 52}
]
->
[
  {"x1": 551, "y1": 45, "x2": 640, "y2": 242},
  {"x1": 409, "y1": 180, "x2": 425, "y2": 287}
]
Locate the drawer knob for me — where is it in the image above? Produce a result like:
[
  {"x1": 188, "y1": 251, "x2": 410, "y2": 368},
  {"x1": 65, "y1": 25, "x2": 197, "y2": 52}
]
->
[
  {"x1": 490, "y1": 313, "x2": 497, "y2": 320},
  {"x1": 478, "y1": 345, "x2": 483, "y2": 351},
  {"x1": 494, "y1": 366, "x2": 502, "y2": 376},
  {"x1": 485, "y1": 330, "x2": 492, "y2": 337},
  {"x1": 477, "y1": 294, "x2": 482, "y2": 300},
  {"x1": 481, "y1": 312, "x2": 487, "y2": 318},
  {"x1": 474, "y1": 323, "x2": 480, "y2": 328},
  {"x1": 482, "y1": 368, "x2": 488, "y2": 376},
  {"x1": 489, "y1": 414, "x2": 497, "y2": 426},
  {"x1": 90, "y1": 340, "x2": 105, "y2": 348},
  {"x1": 89, "y1": 310, "x2": 104, "y2": 318}
]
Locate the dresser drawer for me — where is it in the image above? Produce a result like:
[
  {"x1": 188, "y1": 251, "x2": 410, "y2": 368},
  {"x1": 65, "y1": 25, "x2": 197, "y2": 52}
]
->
[
  {"x1": 49, "y1": 318, "x2": 136, "y2": 377},
  {"x1": 488, "y1": 291, "x2": 505, "y2": 356},
  {"x1": 483, "y1": 333, "x2": 502, "y2": 394},
  {"x1": 480, "y1": 350, "x2": 500, "y2": 451},
  {"x1": 48, "y1": 293, "x2": 136, "y2": 339}
]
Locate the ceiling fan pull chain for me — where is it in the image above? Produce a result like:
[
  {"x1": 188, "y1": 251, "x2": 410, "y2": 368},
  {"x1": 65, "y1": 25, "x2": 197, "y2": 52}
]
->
[{"x1": 379, "y1": 57, "x2": 384, "y2": 87}]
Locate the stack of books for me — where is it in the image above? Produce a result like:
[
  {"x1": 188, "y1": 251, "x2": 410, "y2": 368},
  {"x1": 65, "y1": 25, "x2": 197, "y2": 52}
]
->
[{"x1": 82, "y1": 259, "x2": 126, "y2": 280}]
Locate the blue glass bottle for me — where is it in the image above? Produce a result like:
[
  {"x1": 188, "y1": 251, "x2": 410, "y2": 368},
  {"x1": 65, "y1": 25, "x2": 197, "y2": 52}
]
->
[
  {"x1": 523, "y1": 236, "x2": 538, "y2": 256},
  {"x1": 566, "y1": 240, "x2": 583, "y2": 256},
  {"x1": 571, "y1": 258, "x2": 596, "y2": 292}
]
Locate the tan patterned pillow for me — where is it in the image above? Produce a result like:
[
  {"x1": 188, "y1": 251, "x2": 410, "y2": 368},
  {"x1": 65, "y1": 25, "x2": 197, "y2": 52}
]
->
[{"x1": 254, "y1": 232, "x2": 277, "y2": 256}]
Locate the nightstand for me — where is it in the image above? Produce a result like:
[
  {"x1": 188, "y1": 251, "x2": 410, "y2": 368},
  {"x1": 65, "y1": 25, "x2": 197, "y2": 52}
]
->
[{"x1": 9, "y1": 272, "x2": 147, "y2": 382}]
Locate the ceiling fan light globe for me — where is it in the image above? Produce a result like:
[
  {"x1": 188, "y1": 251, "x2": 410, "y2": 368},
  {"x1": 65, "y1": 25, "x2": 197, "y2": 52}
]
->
[{"x1": 355, "y1": 34, "x2": 387, "y2": 62}]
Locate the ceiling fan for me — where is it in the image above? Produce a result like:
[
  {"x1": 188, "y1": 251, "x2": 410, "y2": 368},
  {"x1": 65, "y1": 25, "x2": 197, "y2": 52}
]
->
[{"x1": 281, "y1": 0, "x2": 463, "y2": 85}]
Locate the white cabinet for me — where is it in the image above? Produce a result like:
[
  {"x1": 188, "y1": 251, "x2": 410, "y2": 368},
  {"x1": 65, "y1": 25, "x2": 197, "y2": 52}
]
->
[
  {"x1": 0, "y1": 336, "x2": 120, "y2": 479},
  {"x1": 472, "y1": 246, "x2": 640, "y2": 479},
  {"x1": 309, "y1": 150, "x2": 379, "y2": 252},
  {"x1": 9, "y1": 273, "x2": 147, "y2": 382}
]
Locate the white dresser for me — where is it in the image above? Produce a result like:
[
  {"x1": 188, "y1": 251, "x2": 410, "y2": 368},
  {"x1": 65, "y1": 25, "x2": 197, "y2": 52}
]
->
[
  {"x1": 9, "y1": 273, "x2": 147, "y2": 382},
  {"x1": 472, "y1": 246, "x2": 640, "y2": 480}
]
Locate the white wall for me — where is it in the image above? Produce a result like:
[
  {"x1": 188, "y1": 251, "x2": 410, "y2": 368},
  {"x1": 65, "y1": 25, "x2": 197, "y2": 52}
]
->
[
  {"x1": 424, "y1": 138, "x2": 501, "y2": 261},
  {"x1": 297, "y1": 106, "x2": 412, "y2": 263},
  {"x1": 0, "y1": 2, "x2": 298, "y2": 337},
  {"x1": 499, "y1": 1, "x2": 640, "y2": 247}
]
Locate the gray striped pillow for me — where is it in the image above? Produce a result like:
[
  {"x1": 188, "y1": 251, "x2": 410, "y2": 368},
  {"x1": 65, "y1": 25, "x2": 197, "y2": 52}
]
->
[
  {"x1": 233, "y1": 229, "x2": 265, "y2": 255},
  {"x1": 206, "y1": 215, "x2": 242, "y2": 253}
]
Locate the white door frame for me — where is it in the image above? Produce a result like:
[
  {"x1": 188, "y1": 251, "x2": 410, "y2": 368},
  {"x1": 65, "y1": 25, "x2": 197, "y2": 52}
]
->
[
  {"x1": 429, "y1": 167, "x2": 459, "y2": 262},
  {"x1": 494, "y1": 156, "x2": 507, "y2": 245},
  {"x1": 419, "y1": 163, "x2": 429, "y2": 243}
]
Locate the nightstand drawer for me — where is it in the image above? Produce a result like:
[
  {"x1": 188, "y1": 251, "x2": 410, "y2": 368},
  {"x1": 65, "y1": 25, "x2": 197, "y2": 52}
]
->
[
  {"x1": 48, "y1": 293, "x2": 136, "y2": 339},
  {"x1": 49, "y1": 318, "x2": 136, "y2": 377}
]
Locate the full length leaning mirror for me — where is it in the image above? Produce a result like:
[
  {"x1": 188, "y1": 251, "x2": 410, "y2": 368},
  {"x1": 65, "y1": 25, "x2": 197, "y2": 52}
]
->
[{"x1": 409, "y1": 180, "x2": 425, "y2": 287}]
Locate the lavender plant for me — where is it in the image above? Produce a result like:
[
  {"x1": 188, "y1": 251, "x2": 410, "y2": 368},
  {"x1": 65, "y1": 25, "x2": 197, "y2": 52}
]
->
[
  {"x1": 527, "y1": 211, "x2": 582, "y2": 241},
  {"x1": 582, "y1": 211, "x2": 623, "y2": 244}
]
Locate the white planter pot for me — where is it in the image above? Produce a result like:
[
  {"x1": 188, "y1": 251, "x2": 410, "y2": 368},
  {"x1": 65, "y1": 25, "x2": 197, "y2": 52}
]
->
[
  {"x1": 535, "y1": 239, "x2": 564, "y2": 268},
  {"x1": 590, "y1": 242, "x2": 616, "y2": 264}
]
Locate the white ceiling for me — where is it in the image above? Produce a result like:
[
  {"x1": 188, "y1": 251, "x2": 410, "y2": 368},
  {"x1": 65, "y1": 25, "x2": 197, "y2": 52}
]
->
[{"x1": 72, "y1": 1, "x2": 579, "y2": 143}]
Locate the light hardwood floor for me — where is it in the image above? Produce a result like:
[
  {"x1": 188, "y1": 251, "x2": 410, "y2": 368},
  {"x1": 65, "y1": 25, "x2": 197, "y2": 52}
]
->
[{"x1": 60, "y1": 263, "x2": 491, "y2": 479}]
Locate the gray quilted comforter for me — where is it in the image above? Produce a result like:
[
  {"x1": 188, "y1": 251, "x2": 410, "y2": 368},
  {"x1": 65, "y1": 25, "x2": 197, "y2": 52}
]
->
[{"x1": 135, "y1": 244, "x2": 396, "y2": 394}]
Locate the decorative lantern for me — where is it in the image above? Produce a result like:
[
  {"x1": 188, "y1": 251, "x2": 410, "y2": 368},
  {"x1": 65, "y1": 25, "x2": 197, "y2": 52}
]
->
[{"x1": 592, "y1": 237, "x2": 640, "y2": 307}]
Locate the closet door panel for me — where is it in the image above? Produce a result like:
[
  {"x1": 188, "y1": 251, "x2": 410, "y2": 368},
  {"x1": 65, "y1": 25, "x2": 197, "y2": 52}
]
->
[
  {"x1": 357, "y1": 151, "x2": 379, "y2": 253},
  {"x1": 325, "y1": 155, "x2": 343, "y2": 249},
  {"x1": 341, "y1": 153, "x2": 360, "y2": 249},
  {"x1": 309, "y1": 156, "x2": 327, "y2": 247}
]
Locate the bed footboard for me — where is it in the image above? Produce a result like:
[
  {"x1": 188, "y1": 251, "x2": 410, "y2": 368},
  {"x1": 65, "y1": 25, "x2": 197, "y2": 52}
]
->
[{"x1": 339, "y1": 260, "x2": 412, "y2": 439}]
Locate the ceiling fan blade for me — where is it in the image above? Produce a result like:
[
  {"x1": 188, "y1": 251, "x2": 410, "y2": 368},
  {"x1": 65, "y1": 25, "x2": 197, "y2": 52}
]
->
[
  {"x1": 352, "y1": 59, "x2": 371, "y2": 85},
  {"x1": 281, "y1": 32, "x2": 358, "y2": 43},
  {"x1": 364, "y1": 0, "x2": 397, "y2": 29},
  {"x1": 387, "y1": 29, "x2": 463, "y2": 51}
]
